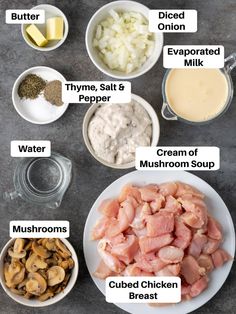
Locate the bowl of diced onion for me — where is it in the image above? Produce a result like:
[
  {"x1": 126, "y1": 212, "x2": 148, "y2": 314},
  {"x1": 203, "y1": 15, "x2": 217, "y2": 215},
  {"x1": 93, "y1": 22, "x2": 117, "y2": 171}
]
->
[{"x1": 85, "y1": 1, "x2": 164, "y2": 79}]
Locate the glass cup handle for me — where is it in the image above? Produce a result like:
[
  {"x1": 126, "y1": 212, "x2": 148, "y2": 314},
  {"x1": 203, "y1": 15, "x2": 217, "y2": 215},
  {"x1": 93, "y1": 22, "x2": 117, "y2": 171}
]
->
[
  {"x1": 161, "y1": 103, "x2": 178, "y2": 121},
  {"x1": 3, "y1": 190, "x2": 19, "y2": 201},
  {"x1": 225, "y1": 52, "x2": 236, "y2": 73}
]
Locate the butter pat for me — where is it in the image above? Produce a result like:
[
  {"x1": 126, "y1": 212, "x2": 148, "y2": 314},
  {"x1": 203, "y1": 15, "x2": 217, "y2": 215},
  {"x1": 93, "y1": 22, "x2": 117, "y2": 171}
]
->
[
  {"x1": 46, "y1": 17, "x2": 64, "y2": 40},
  {"x1": 26, "y1": 24, "x2": 48, "y2": 47}
]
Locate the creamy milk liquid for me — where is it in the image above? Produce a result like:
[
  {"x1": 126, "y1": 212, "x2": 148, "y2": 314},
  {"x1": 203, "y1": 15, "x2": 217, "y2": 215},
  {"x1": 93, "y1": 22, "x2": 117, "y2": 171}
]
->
[{"x1": 165, "y1": 69, "x2": 229, "y2": 122}]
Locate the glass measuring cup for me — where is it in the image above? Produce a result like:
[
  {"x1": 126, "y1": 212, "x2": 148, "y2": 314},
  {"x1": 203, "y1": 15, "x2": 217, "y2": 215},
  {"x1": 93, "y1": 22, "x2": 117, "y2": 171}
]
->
[
  {"x1": 161, "y1": 52, "x2": 236, "y2": 124},
  {"x1": 3, "y1": 152, "x2": 72, "y2": 209}
]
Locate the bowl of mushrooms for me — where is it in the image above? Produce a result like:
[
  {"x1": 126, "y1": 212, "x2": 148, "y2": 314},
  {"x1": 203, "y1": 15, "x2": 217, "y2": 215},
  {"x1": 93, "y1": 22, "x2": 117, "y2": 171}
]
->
[{"x1": 0, "y1": 238, "x2": 79, "y2": 307}]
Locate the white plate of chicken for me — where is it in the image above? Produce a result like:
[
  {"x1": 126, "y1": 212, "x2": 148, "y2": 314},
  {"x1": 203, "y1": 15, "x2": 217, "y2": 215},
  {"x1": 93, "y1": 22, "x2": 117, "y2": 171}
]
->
[{"x1": 83, "y1": 170, "x2": 235, "y2": 314}]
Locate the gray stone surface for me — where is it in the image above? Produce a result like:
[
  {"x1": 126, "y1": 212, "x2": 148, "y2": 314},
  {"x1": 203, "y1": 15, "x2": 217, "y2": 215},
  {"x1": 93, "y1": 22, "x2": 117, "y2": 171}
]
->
[{"x1": 0, "y1": 0, "x2": 235, "y2": 313}]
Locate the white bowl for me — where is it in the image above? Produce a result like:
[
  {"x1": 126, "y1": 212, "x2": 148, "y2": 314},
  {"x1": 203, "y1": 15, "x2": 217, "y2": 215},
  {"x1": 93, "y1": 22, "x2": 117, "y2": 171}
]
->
[
  {"x1": 0, "y1": 238, "x2": 79, "y2": 307},
  {"x1": 12, "y1": 66, "x2": 69, "y2": 124},
  {"x1": 82, "y1": 93, "x2": 160, "y2": 169},
  {"x1": 22, "y1": 4, "x2": 69, "y2": 52},
  {"x1": 85, "y1": 0, "x2": 164, "y2": 79}
]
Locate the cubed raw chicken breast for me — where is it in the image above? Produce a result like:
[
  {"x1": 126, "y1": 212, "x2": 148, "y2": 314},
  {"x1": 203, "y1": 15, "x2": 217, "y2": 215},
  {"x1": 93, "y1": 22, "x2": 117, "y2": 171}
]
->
[
  {"x1": 207, "y1": 216, "x2": 223, "y2": 241},
  {"x1": 159, "y1": 182, "x2": 177, "y2": 197},
  {"x1": 181, "y1": 256, "x2": 205, "y2": 285},
  {"x1": 92, "y1": 181, "x2": 231, "y2": 302},
  {"x1": 98, "y1": 199, "x2": 120, "y2": 217},
  {"x1": 111, "y1": 235, "x2": 139, "y2": 264},
  {"x1": 173, "y1": 218, "x2": 192, "y2": 249},
  {"x1": 188, "y1": 233, "x2": 208, "y2": 258},
  {"x1": 139, "y1": 234, "x2": 173, "y2": 254},
  {"x1": 190, "y1": 276, "x2": 208, "y2": 297},
  {"x1": 118, "y1": 184, "x2": 142, "y2": 203},
  {"x1": 93, "y1": 260, "x2": 114, "y2": 279},
  {"x1": 158, "y1": 246, "x2": 184, "y2": 263},
  {"x1": 211, "y1": 249, "x2": 231, "y2": 268},
  {"x1": 146, "y1": 212, "x2": 174, "y2": 237},
  {"x1": 197, "y1": 254, "x2": 214, "y2": 273}
]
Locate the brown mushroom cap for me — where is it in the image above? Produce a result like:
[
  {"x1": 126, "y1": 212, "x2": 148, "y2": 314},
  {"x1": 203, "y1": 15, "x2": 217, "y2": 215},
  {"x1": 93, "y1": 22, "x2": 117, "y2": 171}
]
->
[
  {"x1": 47, "y1": 266, "x2": 65, "y2": 286},
  {"x1": 13, "y1": 239, "x2": 25, "y2": 253},
  {"x1": 4, "y1": 261, "x2": 25, "y2": 288},
  {"x1": 32, "y1": 241, "x2": 51, "y2": 258},
  {"x1": 25, "y1": 253, "x2": 47, "y2": 273},
  {"x1": 26, "y1": 272, "x2": 47, "y2": 296},
  {"x1": 55, "y1": 239, "x2": 71, "y2": 258},
  {"x1": 8, "y1": 248, "x2": 26, "y2": 259},
  {"x1": 38, "y1": 289, "x2": 54, "y2": 301}
]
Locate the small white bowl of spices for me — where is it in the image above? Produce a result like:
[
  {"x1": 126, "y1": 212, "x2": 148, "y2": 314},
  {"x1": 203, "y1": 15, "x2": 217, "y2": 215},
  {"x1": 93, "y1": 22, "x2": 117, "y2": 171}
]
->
[
  {"x1": 12, "y1": 66, "x2": 69, "y2": 124},
  {"x1": 83, "y1": 94, "x2": 160, "y2": 169}
]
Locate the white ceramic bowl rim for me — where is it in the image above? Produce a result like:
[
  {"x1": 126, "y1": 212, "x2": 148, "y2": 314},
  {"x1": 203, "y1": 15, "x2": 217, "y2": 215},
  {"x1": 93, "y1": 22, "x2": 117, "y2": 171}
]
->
[
  {"x1": 21, "y1": 4, "x2": 69, "y2": 52},
  {"x1": 82, "y1": 93, "x2": 160, "y2": 169},
  {"x1": 12, "y1": 66, "x2": 69, "y2": 125},
  {"x1": 0, "y1": 238, "x2": 79, "y2": 307},
  {"x1": 85, "y1": 0, "x2": 164, "y2": 79}
]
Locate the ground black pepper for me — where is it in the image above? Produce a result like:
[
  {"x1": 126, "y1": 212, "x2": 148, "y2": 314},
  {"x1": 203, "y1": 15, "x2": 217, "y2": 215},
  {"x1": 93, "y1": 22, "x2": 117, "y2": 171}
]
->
[{"x1": 44, "y1": 80, "x2": 63, "y2": 106}]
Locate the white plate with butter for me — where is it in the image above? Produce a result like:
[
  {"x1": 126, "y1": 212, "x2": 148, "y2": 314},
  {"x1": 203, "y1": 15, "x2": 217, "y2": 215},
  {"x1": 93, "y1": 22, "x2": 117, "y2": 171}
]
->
[
  {"x1": 12, "y1": 66, "x2": 69, "y2": 124},
  {"x1": 22, "y1": 4, "x2": 69, "y2": 51}
]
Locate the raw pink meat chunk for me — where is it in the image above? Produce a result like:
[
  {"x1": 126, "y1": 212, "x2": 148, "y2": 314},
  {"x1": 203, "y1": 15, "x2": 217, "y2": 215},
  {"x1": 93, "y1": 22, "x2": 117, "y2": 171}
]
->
[
  {"x1": 211, "y1": 249, "x2": 231, "y2": 268},
  {"x1": 146, "y1": 212, "x2": 174, "y2": 237},
  {"x1": 181, "y1": 256, "x2": 204, "y2": 285},
  {"x1": 139, "y1": 234, "x2": 173, "y2": 254},
  {"x1": 98, "y1": 199, "x2": 120, "y2": 217},
  {"x1": 158, "y1": 246, "x2": 184, "y2": 263}
]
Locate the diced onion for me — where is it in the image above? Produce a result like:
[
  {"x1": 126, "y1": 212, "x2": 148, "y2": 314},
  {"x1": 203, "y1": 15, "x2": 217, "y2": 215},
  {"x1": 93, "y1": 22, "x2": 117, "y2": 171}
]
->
[{"x1": 93, "y1": 10, "x2": 155, "y2": 74}]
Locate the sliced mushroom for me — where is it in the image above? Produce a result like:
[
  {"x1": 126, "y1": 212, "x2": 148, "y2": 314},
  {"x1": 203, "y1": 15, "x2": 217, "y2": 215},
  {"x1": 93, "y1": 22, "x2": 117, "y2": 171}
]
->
[
  {"x1": 8, "y1": 239, "x2": 26, "y2": 259},
  {"x1": 45, "y1": 239, "x2": 57, "y2": 251},
  {"x1": 18, "y1": 278, "x2": 28, "y2": 289},
  {"x1": 38, "y1": 269, "x2": 47, "y2": 280},
  {"x1": 67, "y1": 258, "x2": 74, "y2": 269},
  {"x1": 24, "y1": 240, "x2": 33, "y2": 251},
  {"x1": 13, "y1": 239, "x2": 25, "y2": 253},
  {"x1": 4, "y1": 261, "x2": 25, "y2": 288},
  {"x1": 55, "y1": 239, "x2": 71, "y2": 258},
  {"x1": 8, "y1": 248, "x2": 26, "y2": 259},
  {"x1": 24, "y1": 292, "x2": 33, "y2": 299},
  {"x1": 60, "y1": 260, "x2": 69, "y2": 270},
  {"x1": 32, "y1": 241, "x2": 51, "y2": 259},
  {"x1": 46, "y1": 257, "x2": 58, "y2": 267},
  {"x1": 26, "y1": 253, "x2": 47, "y2": 273},
  {"x1": 38, "y1": 289, "x2": 54, "y2": 301},
  {"x1": 61, "y1": 273, "x2": 71, "y2": 287},
  {"x1": 26, "y1": 272, "x2": 47, "y2": 296},
  {"x1": 47, "y1": 266, "x2": 65, "y2": 286},
  {"x1": 53, "y1": 252, "x2": 63, "y2": 265},
  {"x1": 10, "y1": 287, "x2": 25, "y2": 295}
]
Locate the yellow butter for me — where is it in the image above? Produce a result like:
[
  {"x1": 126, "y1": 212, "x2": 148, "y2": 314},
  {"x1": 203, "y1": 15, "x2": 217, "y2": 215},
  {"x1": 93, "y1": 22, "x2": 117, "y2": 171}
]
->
[
  {"x1": 26, "y1": 24, "x2": 48, "y2": 47},
  {"x1": 46, "y1": 17, "x2": 64, "y2": 40}
]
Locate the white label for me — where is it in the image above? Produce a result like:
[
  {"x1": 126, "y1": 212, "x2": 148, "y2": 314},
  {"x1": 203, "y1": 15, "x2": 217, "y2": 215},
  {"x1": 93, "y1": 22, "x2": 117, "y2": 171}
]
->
[
  {"x1": 5, "y1": 10, "x2": 45, "y2": 24},
  {"x1": 106, "y1": 277, "x2": 181, "y2": 303},
  {"x1": 62, "y1": 81, "x2": 131, "y2": 103},
  {"x1": 163, "y1": 45, "x2": 224, "y2": 68},
  {"x1": 11, "y1": 141, "x2": 51, "y2": 157},
  {"x1": 10, "y1": 221, "x2": 70, "y2": 238},
  {"x1": 136, "y1": 146, "x2": 220, "y2": 171},
  {"x1": 149, "y1": 10, "x2": 197, "y2": 33}
]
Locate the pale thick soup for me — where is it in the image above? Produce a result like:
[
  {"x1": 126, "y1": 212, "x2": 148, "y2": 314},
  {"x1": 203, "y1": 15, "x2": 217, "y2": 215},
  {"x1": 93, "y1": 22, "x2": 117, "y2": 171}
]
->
[{"x1": 165, "y1": 68, "x2": 229, "y2": 122}]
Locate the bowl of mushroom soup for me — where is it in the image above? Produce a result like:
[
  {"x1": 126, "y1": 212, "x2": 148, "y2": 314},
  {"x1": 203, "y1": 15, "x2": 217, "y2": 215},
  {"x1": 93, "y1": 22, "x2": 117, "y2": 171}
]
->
[{"x1": 0, "y1": 238, "x2": 79, "y2": 307}]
